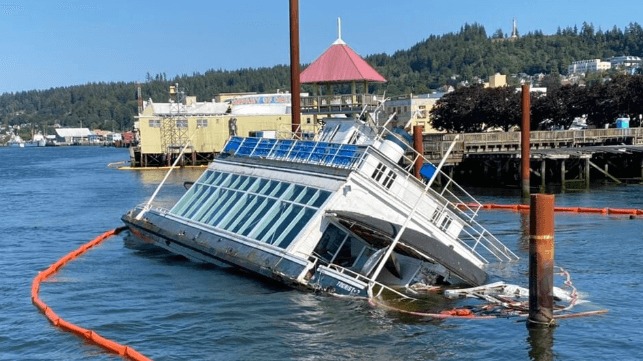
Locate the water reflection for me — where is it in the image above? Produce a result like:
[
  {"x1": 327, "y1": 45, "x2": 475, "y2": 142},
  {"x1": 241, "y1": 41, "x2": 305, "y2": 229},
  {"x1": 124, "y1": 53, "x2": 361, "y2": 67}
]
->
[{"x1": 527, "y1": 325, "x2": 555, "y2": 361}]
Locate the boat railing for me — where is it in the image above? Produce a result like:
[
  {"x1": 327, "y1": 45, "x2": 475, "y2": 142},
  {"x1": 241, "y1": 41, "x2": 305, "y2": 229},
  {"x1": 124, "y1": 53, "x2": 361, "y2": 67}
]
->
[
  {"x1": 222, "y1": 136, "x2": 366, "y2": 170},
  {"x1": 363, "y1": 126, "x2": 519, "y2": 263},
  {"x1": 300, "y1": 252, "x2": 413, "y2": 299}
]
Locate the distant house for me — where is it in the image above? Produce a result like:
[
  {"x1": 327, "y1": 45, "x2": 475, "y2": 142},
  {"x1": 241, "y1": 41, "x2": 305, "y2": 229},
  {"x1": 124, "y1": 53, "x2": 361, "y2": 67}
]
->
[
  {"x1": 486, "y1": 73, "x2": 507, "y2": 88},
  {"x1": 54, "y1": 128, "x2": 93, "y2": 145},
  {"x1": 384, "y1": 93, "x2": 445, "y2": 134},
  {"x1": 610, "y1": 55, "x2": 642, "y2": 71},
  {"x1": 567, "y1": 59, "x2": 611, "y2": 75}
]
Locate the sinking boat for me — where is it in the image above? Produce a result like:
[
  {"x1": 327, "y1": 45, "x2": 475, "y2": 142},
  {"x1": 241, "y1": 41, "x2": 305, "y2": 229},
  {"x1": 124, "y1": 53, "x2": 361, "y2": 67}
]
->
[
  {"x1": 122, "y1": 104, "x2": 518, "y2": 298},
  {"x1": 122, "y1": 28, "x2": 518, "y2": 299}
]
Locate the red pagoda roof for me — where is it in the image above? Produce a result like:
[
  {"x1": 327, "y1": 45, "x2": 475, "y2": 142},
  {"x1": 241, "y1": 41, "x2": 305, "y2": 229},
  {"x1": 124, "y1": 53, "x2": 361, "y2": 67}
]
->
[{"x1": 300, "y1": 40, "x2": 386, "y2": 84}]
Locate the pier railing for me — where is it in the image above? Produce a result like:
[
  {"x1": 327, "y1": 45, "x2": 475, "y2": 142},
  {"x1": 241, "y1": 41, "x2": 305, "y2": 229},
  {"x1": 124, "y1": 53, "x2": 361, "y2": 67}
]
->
[
  {"x1": 423, "y1": 127, "x2": 643, "y2": 163},
  {"x1": 300, "y1": 94, "x2": 380, "y2": 115}
]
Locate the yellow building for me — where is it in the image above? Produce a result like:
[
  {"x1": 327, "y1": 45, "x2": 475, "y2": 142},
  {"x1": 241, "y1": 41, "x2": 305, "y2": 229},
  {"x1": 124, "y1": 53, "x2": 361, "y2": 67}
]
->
[
  {"x1": 132, "y1": 92, "x2": 316, "y2": 167},
  {"x1": 384, "y1": 93, "x2": 445, "y2": 134},
  {"x1": 487, "y1": 73, "x2": 507, "y2": 88}
]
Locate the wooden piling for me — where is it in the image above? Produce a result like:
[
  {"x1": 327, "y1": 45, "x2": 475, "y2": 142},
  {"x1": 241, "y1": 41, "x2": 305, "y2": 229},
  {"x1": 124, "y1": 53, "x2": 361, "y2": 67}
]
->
[
  {"x1": 289, "y1": 0, "x2": 301, "y2": 134},
  {"x1": 521, "y1": 84, "x2": 531, "y2": 197},
  {"x1": 528, "y1": 194, "x2": 556, "y2": 328},
  {"x1": 585, "y1": 158, "x2": 590, "y2": 189},
  {"x1": 560, "y1": 160, "x2": 566, "y2": 193},
  {"x1": 540, "y1": 160, "x2": 546, "y2": 192},
  {"x1": 413, "y1": 125, "x2": 424, "y2": 179}
]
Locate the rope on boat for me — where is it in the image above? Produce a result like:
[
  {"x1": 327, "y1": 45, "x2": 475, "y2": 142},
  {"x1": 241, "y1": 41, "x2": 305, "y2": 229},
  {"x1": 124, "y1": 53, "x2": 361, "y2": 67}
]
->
[
  {"x1": 31, "y1": 227, "x2": 151, "y2": 361},
  {"x1": 457, "y1": 203, "x2": 642, "y2": 216}
]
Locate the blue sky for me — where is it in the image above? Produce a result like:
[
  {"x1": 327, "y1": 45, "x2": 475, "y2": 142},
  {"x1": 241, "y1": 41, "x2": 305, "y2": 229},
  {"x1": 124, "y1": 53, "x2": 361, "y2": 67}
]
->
[{"x1": 0, "y1": 0, "x2": 640, "y2": 94}]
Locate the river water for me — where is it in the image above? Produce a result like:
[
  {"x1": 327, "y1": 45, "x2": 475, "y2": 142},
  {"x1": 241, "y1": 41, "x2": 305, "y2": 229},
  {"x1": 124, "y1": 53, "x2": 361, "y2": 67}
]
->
[{"x1": 1, "y1": 146, "x2": 641, "y2": 361}]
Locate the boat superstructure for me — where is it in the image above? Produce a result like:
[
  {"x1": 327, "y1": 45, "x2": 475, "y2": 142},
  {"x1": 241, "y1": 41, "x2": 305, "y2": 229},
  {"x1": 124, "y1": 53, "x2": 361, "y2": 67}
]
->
[
  {"x1": 122, "y1": 107, "x2": 518, "y2": 298},
  {"x1": 123, "y1": 27, "x2": 518, "y2": 298}
]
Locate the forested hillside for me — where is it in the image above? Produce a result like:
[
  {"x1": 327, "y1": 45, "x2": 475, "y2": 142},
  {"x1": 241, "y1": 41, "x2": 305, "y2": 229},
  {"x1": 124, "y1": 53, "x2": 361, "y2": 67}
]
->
[{"x1": 1, "y1": 22, "x2": 642, "y2": 139}]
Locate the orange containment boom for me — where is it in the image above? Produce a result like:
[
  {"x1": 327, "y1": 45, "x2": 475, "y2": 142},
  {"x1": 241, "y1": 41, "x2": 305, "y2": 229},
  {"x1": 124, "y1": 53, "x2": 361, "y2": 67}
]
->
[
  {"x1": 31, "y1": 227, "x2": 152, "y2": 361},
  {"x1": 457, "y1": 203, "x2": 642, "y2": 216}
]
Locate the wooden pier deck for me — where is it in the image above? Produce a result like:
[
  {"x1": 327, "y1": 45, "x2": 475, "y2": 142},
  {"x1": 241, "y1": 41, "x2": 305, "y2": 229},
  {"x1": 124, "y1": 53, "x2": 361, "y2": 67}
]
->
[
  {"x1": 421, "y1": 128, "x2": 643, "y2": 189},
  {"x1": 422, "y1": 128, "x2": 643, "y2": 164}
]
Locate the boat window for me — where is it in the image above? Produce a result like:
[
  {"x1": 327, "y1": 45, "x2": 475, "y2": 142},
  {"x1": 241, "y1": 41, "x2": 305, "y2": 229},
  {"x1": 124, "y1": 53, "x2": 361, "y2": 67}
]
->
[
  {"x1": 382, "y1": 170, "x2": 397, "y2": 189},
  {"x1": 238, "y1": 176, "x2": 255, "y2": 191},
  {"x1": 219, "y1": 173, "x2": 233, "y2": 188},
  {"x1": 170, "y1": 183, "x2": 202, "y2": 216},
  {"x1": 351, "y1": 246, "x2": 375, "y2": 272},
  {"x1": 313, "y1": 224, "x2": 347, "y2": 263},
  {"x1": 348, "y1": 131, "x2": 358, "y2": 144},
  {"x1": 430, "y1": 208, "x2": 441, "y2": 224},
  {"x1": 320, "y1": 124, "x2": 340, "y2": 142},
  {"x1": 258, "y1": 203, "x2": 299, "y2": 244},
  {"x1": 195, "y1": 188, "x2": 224, "y2": 223},
  {"x1": 311, "y1": 190, "x2": 331, "y2": 208},
  {"x1": 262, "y1": 180, "x2": 280, "y2": 196},
  {"x1": 229, "y1": 174, "x2": 245, "y2": 189},
  {"x1": 220, "y1": 194, "x2": 255, "y2": 231},
  {"x1": 371, "y1": 163, "x2": 386, "y2": 182},
  {"x1": 440, "y1": 215, "x2": 453, "y2": 232},
  {"x1": 245, "y1": 197, "x2": 278, "y2": 238},
  {"x1": 270, "y1": 204, "x2": 307, "y2": 247},
  {"x1": 202, "y1": 170, "x2": 217, "y2": 184},
  {"x1": 185, "y1": 186, "x2": 217, "y2": 220},
  {"x1": 237, "y1": 195, "x2": 272, "y2": 236},
  {"x1": 271, "y1": 182, "x2": 291, "y2": 197},
  {"x1": 256, "y1": 178, "x2": 271, "y2": 193},
  {"x1": 170, "y1": 171, "x2": 331, "y2": 250},
  {"x1": 277, "y1": 207, "x2": 316, "y2": 248},
  {"x1": 211, "y1": 190, "x2": 244, "y2": 227}
]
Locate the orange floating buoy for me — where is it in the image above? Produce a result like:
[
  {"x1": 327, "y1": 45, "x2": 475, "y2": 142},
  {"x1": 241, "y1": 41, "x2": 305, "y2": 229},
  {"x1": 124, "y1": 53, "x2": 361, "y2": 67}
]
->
[
  {"x1": 554, "y1": 206, "x2": 579, "y2": 213},
  {"x1": 577, "y1": 207, "x2": 607, "y2": 214},
  {"x1": 607, "y1": 208, "x2": 637, "y2": 215},
  {"x1": 31, "y1": 227, "x2": 148, "y2": 360}
]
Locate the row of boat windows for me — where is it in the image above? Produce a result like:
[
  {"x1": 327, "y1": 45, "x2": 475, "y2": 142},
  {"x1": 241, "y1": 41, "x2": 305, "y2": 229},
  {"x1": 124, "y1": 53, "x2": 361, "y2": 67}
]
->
[{"x1": 170, "y1": 170, "x2": 331, "y2": 249}]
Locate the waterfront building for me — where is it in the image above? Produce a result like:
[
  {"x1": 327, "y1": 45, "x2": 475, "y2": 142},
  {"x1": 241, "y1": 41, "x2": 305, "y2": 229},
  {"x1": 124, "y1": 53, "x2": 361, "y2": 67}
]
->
[
  {"x1": 610, "y1": 55, "x2": 642, "y2": 71},
  {"x1": 384, "y1": 93, "x2": 445, "y2": 134},
  {"x1": 567, "y1": 59, "x2": 611, "y2": 75},
  {"x1": 54, "y1": 128, "x2": 93, "y2": 145},
  {"x1": 132, "y1": 91, "x2": 316, "y2": 167}
]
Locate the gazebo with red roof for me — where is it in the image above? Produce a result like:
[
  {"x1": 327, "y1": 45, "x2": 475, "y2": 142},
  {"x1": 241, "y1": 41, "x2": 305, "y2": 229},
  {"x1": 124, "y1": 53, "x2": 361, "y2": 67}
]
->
[{"x1": 299, "y1": 21, "x2": 386, "y2": 116}]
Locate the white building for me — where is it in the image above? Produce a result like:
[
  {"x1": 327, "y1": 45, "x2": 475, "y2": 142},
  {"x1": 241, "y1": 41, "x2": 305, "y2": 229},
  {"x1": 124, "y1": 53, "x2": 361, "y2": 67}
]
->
[
  {"x1": 610, "y1": 55, "x2": 642, "y2": 70},
  {"x1": 567, "y1": 59, "x2": 611, "y2": 75}
]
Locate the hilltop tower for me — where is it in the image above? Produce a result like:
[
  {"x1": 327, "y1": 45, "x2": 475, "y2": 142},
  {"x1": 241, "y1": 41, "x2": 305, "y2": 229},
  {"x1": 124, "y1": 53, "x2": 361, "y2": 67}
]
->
[{"x1": 511, "y1": 18, "x2": 519, "y2": 39}]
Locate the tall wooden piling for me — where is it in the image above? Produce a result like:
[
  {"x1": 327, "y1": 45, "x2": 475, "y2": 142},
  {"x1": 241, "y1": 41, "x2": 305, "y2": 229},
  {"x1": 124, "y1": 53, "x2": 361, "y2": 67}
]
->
[
  {"x1": 521, "y1": 84, "x2": 531, "y2": 197},
  {"x1": 413, "y1": 125, "x2": 424, "y2": 179},
  {"x1": 528, "y1": 194, "x2": 556, "y2": 328},
  {"x1": 289, "y1": 0, "x2": 301, "y2": 134}
]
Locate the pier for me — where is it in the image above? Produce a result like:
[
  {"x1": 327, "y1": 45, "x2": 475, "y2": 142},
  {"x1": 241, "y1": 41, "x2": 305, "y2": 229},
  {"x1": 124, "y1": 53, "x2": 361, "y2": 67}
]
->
[{"x1": 422, "y1": 128, "x2": 643, "y2": 189}]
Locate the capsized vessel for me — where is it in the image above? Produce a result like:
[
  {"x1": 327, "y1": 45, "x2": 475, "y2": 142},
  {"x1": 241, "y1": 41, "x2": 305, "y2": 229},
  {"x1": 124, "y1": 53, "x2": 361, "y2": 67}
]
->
[{"x1": 122, "y1": 104, "x2": 518, "y2": 298}]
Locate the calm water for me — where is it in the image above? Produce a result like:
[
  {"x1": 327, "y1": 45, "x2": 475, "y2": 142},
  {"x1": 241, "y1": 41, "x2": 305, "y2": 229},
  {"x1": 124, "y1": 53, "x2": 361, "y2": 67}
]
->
[{"x1": 1, "y1": 146, "x2": 641, "y2": 361}]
